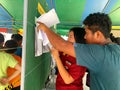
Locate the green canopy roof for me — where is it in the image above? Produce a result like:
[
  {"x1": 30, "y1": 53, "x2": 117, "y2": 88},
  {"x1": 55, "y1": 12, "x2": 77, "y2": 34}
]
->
[{"x1": 0, "y1": 0, "x2": 120, "y2": 34}]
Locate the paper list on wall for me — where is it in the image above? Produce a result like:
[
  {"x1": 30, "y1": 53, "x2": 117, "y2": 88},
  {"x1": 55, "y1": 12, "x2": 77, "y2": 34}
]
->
[{"x1": 35, "y1": 8, "x2": 60, "y2": 56}]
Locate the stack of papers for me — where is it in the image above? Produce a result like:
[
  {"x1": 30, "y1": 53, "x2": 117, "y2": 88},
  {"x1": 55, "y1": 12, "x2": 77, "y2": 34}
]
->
[{"x1": 35, "y1": 8, "x2": 60, "y2": 56}]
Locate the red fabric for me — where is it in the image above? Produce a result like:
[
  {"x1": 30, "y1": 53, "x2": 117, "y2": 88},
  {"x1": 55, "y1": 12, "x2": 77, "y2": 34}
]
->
[
  {"x1": 56, "y1": 52, "x2": 86, "y2": 90},
  {"x1": 0, "y1": 28, "x2": 7, "y2": 32}
]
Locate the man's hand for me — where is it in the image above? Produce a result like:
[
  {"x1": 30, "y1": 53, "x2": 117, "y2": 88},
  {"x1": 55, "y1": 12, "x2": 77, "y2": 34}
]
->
[{"x1": 37, "y1": 22, "x2": 49, "y2": 32}]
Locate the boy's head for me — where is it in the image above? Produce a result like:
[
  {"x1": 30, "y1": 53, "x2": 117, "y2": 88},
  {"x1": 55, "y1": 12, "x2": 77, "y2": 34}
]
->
[
  {"x1": 11, "y1": 34, "x2": 23, "y2": 46},
  {"x1": 4, "y1": 40, "x2": 18, "y2": 53},
  {"x1": 83, "y1": 12, "x2": 112, "y2": 44}
]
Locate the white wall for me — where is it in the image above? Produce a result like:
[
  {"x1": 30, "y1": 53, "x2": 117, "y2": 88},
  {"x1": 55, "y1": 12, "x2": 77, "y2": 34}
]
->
[{"x1": 1, "y1": 32, "x2": 12, "y2": 42}]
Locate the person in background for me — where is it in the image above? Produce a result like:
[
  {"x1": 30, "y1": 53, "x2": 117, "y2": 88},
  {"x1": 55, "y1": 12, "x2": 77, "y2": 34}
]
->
[
  {"x1": 0, "y1": 34, "x2": 21, "y2": 90},
  {"x1": 11, "y1": 34, "x2": 23, "y2": 57},
  {"x1": 0, "y1": 33, "x2": 4, "y2": 48},
  {"x1": 37, "y1": 12, "x2": 120, "y2": 90},
  {"x1": 4, "y1": 40, "x2": 21, "y2": 90},
  {"x1": 51, "y1": 27, "x2": 86, "y2": 90},
  {"x1": 110, "y1": 33, "x2": 120, "y2": 45}
]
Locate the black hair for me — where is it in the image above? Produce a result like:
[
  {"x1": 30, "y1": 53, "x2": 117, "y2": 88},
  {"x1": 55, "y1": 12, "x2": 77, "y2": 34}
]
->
[
  {"x1": 110, "y1": 33, "x2": 120, "y2": 45},
  {"x1": 0, "y1": 33, "x2": 4, "y2": 43},
  {"x1": 11, "y1": 34, "x2": 22, "y2": 42},
  {"x1": 69, "y1": 27, "x2": 86, "y2": 44},
  {"x1": 11, "y1": 34, "x2": 23, "y2": 46},
  {"x1": 0, "y1": 33, "x2": 4, "y2": 48},
  {"x1": 4, "y1": 40, "x2": 18, "y2": 53},
  {"x1": 83, "y1": 12, "x2": 112, "y2": 38}
]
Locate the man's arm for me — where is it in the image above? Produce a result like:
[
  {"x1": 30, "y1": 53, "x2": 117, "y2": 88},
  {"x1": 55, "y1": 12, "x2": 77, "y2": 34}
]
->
[{"x1": 37, "y1": 22, "x2": 76, "y2": 57}]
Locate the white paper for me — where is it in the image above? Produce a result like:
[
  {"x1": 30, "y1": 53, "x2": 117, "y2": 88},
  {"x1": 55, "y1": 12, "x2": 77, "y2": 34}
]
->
[
  {"x1": 37, "y1": 8, "x2": 60, "y2": 27},
  {"x1": 38, "y1": 30, "x2": 49, "y2": 46},
  {"x1": 35, "y1": 8, "x2": 60, "y2": 56},
  {"x1": 35, "y1": 27, "x2": 43, "y2": 56}
]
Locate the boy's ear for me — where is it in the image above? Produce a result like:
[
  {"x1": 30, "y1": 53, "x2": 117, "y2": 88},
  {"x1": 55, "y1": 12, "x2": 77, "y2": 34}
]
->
[{"x1": 94, "y1": 31, "x2": 102, "y2": 38}]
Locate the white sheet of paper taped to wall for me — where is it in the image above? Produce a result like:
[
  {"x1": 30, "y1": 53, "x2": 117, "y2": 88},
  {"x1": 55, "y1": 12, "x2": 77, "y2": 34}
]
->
[
  {"x1": 35, "y1": 26, "x2": 42, "y2": 56},
  {"x1": 38, "y1": 30, "x2": 49, "y2": 46},
  {"x1": 35, "y1": 8, "x2": 60, "y2": 56},
  {"x1": 37, "y1": 8, "x2": 60, "y2": 27}
]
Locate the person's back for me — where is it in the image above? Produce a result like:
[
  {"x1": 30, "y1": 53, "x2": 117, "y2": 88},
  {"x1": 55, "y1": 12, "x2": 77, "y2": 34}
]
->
[
  {"x1": 75, "y1": 44, "x2": 120, "y2": 90},
  {"x1": 0, "y1": 51, "x2": 18, "y2": 90},
  {"x1": 97, "y1": 44, "x2": 120, "y2": 90},
  {"x1": 86, "y1": 33, "x2": 120, "y2": 88},
  {"x1": 4, "y1": 40, "x2": 21, "y2": 90}
]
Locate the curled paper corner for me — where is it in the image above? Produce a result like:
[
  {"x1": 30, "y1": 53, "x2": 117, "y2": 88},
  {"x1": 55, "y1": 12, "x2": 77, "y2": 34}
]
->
[{"x1": 36, "y1": 8, "x2": 60, "y2": 27}]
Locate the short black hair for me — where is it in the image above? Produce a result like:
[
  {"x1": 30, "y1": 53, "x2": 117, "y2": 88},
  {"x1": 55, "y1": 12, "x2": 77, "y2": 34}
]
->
[
  {"x1": 11, "y1": 34, "x2": 22, "y2": 42},
  {"x1": 4, "y1": 40, "x2": 18, "y2": 53},
  {"x1": 0, "y1": 33, "x2": 4, "y2": 43},
  {"x1": 83, "y1": 12, "x2": 112, "y2": 38},
  {"x1": 69, "y1": 27, "x2": 86, "y2": 44}
]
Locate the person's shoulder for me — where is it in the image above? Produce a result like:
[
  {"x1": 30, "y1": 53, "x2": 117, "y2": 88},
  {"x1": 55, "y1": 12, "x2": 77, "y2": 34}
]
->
[
  {"x1": 0, "y1": 51, "x2": 15, "y2": 60},
  {"x1": 0, "y1": 51, "x2": 10, "y2": 56},
  {"x1": 12, "y1": 54, "x2": 21, "y2": 59},
  {"x1": 106, "y1": 43, "x2": 120, "y2": 47},
  {"x1": 74, "y1": 43, "x2": 85, "y2": 47},
  {"x1": 106, "y1": 43, "x2": 120, "y2": 51},
  {"x1": 74, "y1": 43, "x2": 102, "y2": 48},
  {"x1": 12, "y1": 54, "x2": 21, "y2": 63}
]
